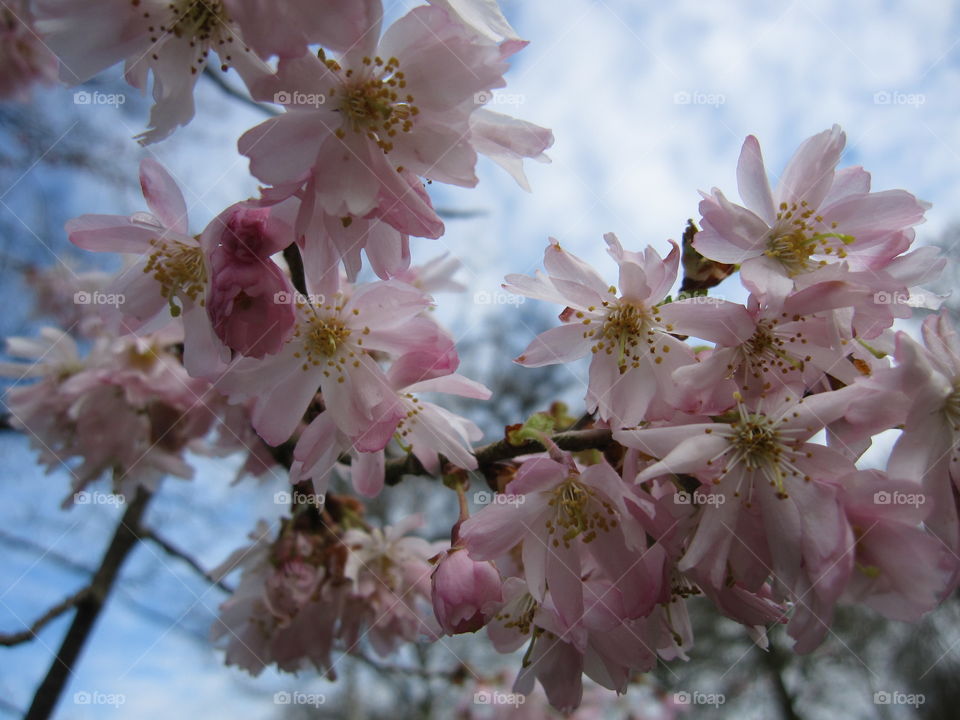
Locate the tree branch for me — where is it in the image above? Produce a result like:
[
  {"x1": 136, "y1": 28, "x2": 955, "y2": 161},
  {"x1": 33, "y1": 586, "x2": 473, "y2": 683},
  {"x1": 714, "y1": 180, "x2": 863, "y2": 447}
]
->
[
  {"x1": 0, "y1": 587, "x2": 89, "y2": 647},
  {"x1": 761, "y1": 636, "x2": 804, "y2": 720},
  {"x1": 384, "y1": 427, "x2": 613, "y2": 486},
  {"x1": 25, "y1": 487, "x2": 152, "y2": 720},
  {"x1": 141, "y1": 529, "x2": 234, "y2": 594}
]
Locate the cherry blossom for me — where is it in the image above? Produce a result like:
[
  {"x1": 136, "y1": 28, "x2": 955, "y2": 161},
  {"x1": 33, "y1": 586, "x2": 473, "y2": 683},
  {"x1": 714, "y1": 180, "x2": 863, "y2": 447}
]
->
[
  {"x1": 505, "y1": 235, "x2": 693, "y2": 425},
  {"x1": 694, "y1": 125, "x2": 930, "y2": 298}
]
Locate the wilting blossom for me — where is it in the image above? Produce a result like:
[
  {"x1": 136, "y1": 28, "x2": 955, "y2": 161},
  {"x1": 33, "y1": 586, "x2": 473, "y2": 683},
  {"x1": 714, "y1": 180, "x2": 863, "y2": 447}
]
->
[
  {"x1": 505, "y1": 234, "x2": 693, "y2": 426},
  {"x1": 0, "y1": 326, "x2": 214, "y2": 500},
  {"x1": 694, "y1": 125, "x2": 930, "y2": 298}
]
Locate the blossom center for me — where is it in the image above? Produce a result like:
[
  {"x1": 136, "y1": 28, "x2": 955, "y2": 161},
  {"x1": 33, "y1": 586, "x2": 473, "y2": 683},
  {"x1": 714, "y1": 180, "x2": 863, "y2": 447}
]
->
[
  {"x1": 167, "y1": 0, "x2": 229, "y2": 42},
  {"x1": 764, "y1": 202, "x2": 854, "y2": 276},
  {"x1": 302, "y1": 317, "x2": 351, "y2": 362},
  {"x1": 589, "y1": 299, "x2": 662, "y2": 373},
  {"x1": 945, "y1": 381, "x2": 960, "y2": 430},
  {"x1": 325, "y1": 53, "x2": 419, "y2": 154},
  {"x1": 545, "y1": 476, "x2": 616, "y2": 546},
  {"x1": 143, "y1": 239, "x2": 206, "y2": 317}
]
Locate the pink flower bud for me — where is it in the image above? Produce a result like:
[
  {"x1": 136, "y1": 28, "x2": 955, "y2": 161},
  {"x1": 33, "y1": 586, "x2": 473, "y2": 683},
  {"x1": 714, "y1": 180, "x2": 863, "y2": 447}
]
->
[
  {"x1": 431, "y1": 547, "x2": 502, "y2": 635},
  {"x1": 205, "y1": 205, "x2": 295, "y2": 359}
]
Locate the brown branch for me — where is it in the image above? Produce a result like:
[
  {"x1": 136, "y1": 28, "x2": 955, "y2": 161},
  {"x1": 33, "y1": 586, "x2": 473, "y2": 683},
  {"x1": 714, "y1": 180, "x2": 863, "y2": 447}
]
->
[
  {"x1": 0, "y1": 587, "x2": 90, "y2": 647},
  {"x1": 761, "y1": 635, "x2": 804, "y2": 720},
  {"x1": 384, "y1": 427, "x2": 614, "y2": 486},
  {"x1": 141, "y1": 529, "x2": 234, "y2": 594},
  {"x1": 25, "y1": 487, "x2": 152, "y2": 720}
]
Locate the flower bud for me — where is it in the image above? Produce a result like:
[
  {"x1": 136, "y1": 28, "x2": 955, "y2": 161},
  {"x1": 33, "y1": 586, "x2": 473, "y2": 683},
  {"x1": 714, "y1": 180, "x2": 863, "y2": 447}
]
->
[{"x1": 431, "y1": 547, "x2": 502, "y2": 635}]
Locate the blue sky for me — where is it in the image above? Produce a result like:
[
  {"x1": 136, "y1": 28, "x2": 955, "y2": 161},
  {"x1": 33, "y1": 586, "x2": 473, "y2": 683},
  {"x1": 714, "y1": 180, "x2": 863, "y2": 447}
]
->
[{"x1": 2, "y1": 0, "x2": 960, "y2": 716}]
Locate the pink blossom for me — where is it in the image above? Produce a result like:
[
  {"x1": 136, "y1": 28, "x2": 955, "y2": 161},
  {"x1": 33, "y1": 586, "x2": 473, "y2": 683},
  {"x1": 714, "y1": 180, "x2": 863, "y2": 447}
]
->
[
  {"x1": 839, "y1": 470, "x2": 956, "y2": 619},
  {"x1": 291, "y1": 346, "x2": 489, "y2": 498},
  {"x1": 35, "y1": 0, "x2": 305, "y2": 142},
  {"x1": 505, "y1": 235, "x2": 693, "y2": 426},
  {"x1": 203, "y1": 204, "x2": 296, "y2": 359},
  {"x1": 431, "y1": 547, "x2": 503, "y2": 634},
  {"x1": 615, "y1": 389, "x2": 862, "y2": 651},
  {"x1": 460, "y1": 454, "x2": 662, "y2": 636},
  {"x1": 240, "y1": 4, "x2": 551, "y2": 237},
  {"x1": 660, "y1": 281, "x2": 871, "y2": 411},
  {"x1": 213, "y1": 279, "x2": 440, "y2": 448},
  {"x1": 883, "y1": 311, "x2": 960, "y2": 562},
  {"x1": 694, "y1": 125, "x2": 930, "y2": 298}
]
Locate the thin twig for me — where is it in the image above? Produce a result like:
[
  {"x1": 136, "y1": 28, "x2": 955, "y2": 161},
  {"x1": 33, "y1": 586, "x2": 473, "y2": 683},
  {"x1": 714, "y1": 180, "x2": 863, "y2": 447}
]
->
[
  {"x1": 25, "y1": 487, "x2": 152, "y2": 720},
  {"x1": 0, "y1": 587, "x2": 89, "y2": 647},
  {"x1": 384, "y1": 427, "x2": 613, "y2": 486},
  {"x1": 141, "y1": 529, "x2": 234, "y2": 594}
]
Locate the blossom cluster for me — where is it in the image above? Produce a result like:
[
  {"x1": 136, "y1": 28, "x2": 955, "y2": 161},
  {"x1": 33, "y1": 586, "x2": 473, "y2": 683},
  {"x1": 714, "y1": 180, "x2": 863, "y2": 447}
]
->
[
  {"x1": 212, "y1": 509, "x2": 444, "y2": 676},
  {"x1": 2, "y1": 0, "x2": 958, "y2": 715},
  {"x1": 445, "y1": 126, "x2": 958, "y2": 711}
]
